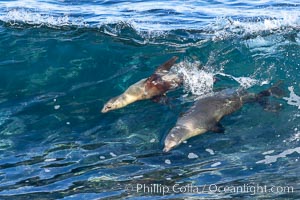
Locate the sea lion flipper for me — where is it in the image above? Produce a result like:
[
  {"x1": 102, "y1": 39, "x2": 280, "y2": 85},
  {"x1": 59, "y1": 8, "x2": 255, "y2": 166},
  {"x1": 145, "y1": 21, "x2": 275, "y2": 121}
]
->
[
  {"x1": 268, "y1": 80, "x2": 285, "y2": 98},
  {"x1": 210, "y1": 122, "x2": 225, "y2": 133},
  {"x1": 151, "y1": 94, "x2": 169, "y2": 104},
  {"x1": 259, "y1": 98, "x2": 283, "y2": 112},
  {"x1": 155, "y1": 56, "x2": 178, "y2": 74},
  {"x1": 145, "y1": 56, "x2": 180, "y2": 93},
  {"x1": 257, "y1": 80, "x2": 285, "y2": 99}
]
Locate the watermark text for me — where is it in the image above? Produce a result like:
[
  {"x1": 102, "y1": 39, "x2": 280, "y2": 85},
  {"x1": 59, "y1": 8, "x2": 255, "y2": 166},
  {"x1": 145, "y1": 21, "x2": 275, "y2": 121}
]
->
[{"x1": 125, "y1": 183, "x2": 294, "y2": 195}]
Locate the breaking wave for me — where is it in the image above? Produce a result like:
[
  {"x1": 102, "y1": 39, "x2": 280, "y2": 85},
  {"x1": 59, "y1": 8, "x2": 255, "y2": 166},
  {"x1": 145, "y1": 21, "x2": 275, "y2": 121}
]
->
[{"x1": 0, "y1": 4, "x2": 300, "y2": 43}]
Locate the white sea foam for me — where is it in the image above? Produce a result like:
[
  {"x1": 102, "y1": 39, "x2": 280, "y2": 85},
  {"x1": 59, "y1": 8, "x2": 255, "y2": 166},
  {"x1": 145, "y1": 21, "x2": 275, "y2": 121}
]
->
[
  {"x1": 133, "y1": 175, "x2": 143, "y2": 179},
  {"x1": 45, "y1": 158, "x2": 56, "y2": 162},
  {"x1": 99, "y1": 156, "x2": 106, "y2": 160},
  {"x1": 212, "y1": 12, "x2": 300, "y2": 40},
  {"x1": 288, "y1": 132, "x2": 300, "y2": 142},
  {"x1": 262, "y1": 150, "x2": 275, "y2": 155},
  {"x1": 175, "y1": 61, "x2": 214, "y2": 96},
  {"x1": 54, "y1": 105, "x2": 60, "y2": 110},
  {"x1": 109, "y1": 152, "x2": 117, "y2": 157},
  {"x1": 231, "y1": 13, "x2": 300, "y2": 33},
  {"x1": 256, "y1": 147, "x2": 300, "y2": 164},
  {"x1": 0, "y1": 9, "x2": 78, "y2": 27},
  {"x1": 205, "y1": 148, "x2": 215, "y2": 155},
  {"x1": 188, "y1": 152, "x2": 199, "y2": 159},
  {"x1": 165, "y1": 159, "x2": 171, "y2": 165},
  {"x1": 150, "y1": 138, "x2": 156, "y2": 143},
  {"x1": 0, "y1": 1, "x2": 299, "y2": 41},
  {"x1": 283, "y1": 86, "x2": 300, "y2": 109},
  {"x1": 217, "y1": 72, "x2": 258, "y2": 89},
  {"x1": 211, "y1": 162, "x2": 221, "y2": 167}
]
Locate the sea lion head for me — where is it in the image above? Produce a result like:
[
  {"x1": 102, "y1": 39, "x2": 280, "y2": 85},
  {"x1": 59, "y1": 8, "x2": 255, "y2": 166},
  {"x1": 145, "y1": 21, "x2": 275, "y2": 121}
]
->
[
  {"x1": 101, "y1": 95, "x2": 127, "y2": 113},
  {"x1": 163, "y1": 126, "x2": 190, "y2": 152}
]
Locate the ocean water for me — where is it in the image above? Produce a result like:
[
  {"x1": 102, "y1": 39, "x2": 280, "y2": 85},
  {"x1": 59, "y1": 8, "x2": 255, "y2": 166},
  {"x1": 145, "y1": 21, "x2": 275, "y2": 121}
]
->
[{"x1": 0, "y1": 0, "x2": 300, "y2": 199}]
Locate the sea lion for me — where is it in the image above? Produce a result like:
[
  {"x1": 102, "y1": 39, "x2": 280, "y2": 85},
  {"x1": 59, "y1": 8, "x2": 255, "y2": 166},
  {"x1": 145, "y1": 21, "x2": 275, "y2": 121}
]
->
[
  {"x1": 163, "y1": 81, "x2": 284, "y2": 152},
  {"x1": 102, "y1": 56, "x2": 182, "y2": 113}
]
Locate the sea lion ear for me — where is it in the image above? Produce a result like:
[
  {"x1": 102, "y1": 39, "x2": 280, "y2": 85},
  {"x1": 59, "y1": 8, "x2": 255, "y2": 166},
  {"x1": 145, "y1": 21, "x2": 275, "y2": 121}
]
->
[{"x1": 155, "y1": 56, "x2": 178, "y2": 74}]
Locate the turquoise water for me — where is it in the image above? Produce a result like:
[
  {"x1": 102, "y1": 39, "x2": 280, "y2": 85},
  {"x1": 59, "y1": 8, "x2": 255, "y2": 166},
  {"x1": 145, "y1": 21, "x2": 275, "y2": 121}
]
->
[{"x1": 0, "y1": 0, "x2": 300, "y2": 199}]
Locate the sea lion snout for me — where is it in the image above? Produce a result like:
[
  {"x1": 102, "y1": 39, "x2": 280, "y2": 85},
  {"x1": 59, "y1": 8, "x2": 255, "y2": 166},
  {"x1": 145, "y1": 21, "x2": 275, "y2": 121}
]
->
[
  {"x1": 101, "y1": 105, "x2": 111, "y2": 113},
  {"x1": 163, "y1": 126, "x2": 188, "y2": 152},
  {"x1": 101, "y1": 97, "x2": 120, "y2": 113},
  {"x1": 163, "y1": 140, "x2": 178, "y2": 152},
  {"x1": 102, "y1": 94, "x2": 135, "y2": 113},
  {"x1": 101, "y1": 101, "x2": 114, "y2": 113}
]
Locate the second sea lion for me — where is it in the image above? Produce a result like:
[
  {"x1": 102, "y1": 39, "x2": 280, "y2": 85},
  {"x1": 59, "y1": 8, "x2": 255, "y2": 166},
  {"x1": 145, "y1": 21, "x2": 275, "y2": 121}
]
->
[{"x1": 163, "y1": 81, "x2": 284, "y2": 152}]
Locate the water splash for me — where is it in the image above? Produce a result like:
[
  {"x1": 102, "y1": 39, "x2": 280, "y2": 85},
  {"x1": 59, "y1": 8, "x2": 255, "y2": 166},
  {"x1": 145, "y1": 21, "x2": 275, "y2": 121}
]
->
[
  {"x1": 173, "y1": 61, "x2": 261, "y2": 97},
  {"x1": 283, "y1": 86, "x2": 300, "y2": 109},
  {"x1": 174, "y1": 61, "x2": 214, "y2": 96},
  {"x1": 217, "y1": 72, "x2": 258, "y2": 89}
]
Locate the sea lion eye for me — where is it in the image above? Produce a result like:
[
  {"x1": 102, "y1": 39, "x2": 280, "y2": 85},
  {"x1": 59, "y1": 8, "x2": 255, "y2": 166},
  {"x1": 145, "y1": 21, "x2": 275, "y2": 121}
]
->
[{"x1": 106, "y1": 106, "x2": 111, "y2": 109}]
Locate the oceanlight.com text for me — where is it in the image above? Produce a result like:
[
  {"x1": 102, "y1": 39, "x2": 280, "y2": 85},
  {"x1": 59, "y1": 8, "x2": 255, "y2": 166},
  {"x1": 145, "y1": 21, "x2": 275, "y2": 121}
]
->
[{"x1": 125, "y1": 183, "x2": 294, "y2": 196}]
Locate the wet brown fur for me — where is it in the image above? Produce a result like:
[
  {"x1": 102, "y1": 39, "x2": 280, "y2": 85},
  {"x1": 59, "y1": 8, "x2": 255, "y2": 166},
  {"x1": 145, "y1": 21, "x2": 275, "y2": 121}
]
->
[{"x1": 102, "y1": 56, "x2": 181, "y2": 113}]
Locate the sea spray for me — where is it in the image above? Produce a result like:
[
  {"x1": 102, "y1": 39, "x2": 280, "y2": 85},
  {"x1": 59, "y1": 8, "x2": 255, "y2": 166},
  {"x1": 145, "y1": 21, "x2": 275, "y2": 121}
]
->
[
  {"x1": 217, "y1": 72, "x2": 258, "y2": 89},
  {"x1": 174, "y1": 61, "x2": 214, "y2": 96},
  {"x1": 284, "y1": 86, "x2": 300, "y2": 109}
]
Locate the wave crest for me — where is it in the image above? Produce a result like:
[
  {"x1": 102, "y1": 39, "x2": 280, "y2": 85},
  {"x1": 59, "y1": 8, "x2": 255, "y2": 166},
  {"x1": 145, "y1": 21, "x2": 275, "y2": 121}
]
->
[
  {"x1": 0, "y1": 7, "x2": 299, "y2": 43},
  {"x1": 0, "y1": 9, "x2": 85, "y2": 28}
]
